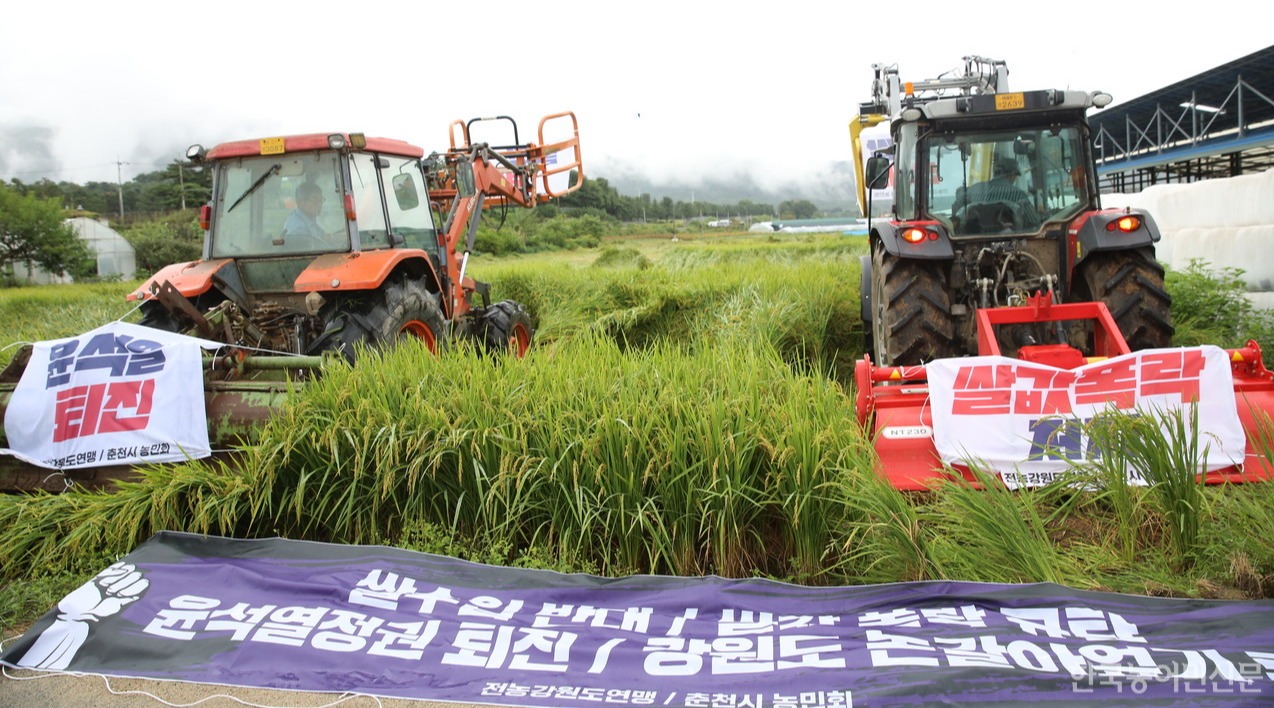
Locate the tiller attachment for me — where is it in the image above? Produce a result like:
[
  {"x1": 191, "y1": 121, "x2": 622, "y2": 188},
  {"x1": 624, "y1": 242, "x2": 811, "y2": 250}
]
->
[{"x1": 855, "y1": 294, "x2": 1274, "y2": 490}]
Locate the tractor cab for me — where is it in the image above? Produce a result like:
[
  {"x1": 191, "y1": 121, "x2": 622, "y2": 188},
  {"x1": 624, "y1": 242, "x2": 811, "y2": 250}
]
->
[{"x1": 192, "y1": 134, "x2": 442, "y2": 293}]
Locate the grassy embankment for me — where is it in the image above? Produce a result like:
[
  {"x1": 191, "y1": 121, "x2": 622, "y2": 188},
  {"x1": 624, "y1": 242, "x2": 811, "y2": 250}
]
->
[{"x1": 2, "y1": 231, "x2": 1273, "y2": 639}]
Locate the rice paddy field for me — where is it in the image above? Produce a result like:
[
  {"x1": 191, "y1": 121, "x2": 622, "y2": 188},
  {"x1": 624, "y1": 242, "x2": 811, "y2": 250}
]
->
[{"x1": 3, "y1": 230, "x2": 1274, "y2": 634}]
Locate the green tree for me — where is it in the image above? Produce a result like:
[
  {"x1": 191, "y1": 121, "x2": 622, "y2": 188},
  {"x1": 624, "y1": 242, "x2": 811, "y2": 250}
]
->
[
  {"x1": 0, "y1": 183, "x2": 94, "y2": 282},
  {"x1": 779, "y1": 199, "x2": 819, "y2": 220},
  {"x1": 120, "y1": 210, "x2": 205, "y2": 275}
]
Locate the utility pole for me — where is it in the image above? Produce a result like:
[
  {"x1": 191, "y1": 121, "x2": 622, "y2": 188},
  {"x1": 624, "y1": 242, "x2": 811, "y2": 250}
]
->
[
  {"x1": 116, "y1": 158, "x2": 129, "y2": 218},
  {"x1": 178, "y1": 162, "x2": 186, "y2": 210}
]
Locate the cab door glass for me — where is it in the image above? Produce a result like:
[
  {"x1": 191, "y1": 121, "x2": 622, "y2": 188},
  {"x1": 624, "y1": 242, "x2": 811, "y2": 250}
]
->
[
  {"x1": 349, "y1": 153, "x2": 389, "y2": 249},
  {"x1": 380, "y1": 156, "x2": 436, "y2": 250}
]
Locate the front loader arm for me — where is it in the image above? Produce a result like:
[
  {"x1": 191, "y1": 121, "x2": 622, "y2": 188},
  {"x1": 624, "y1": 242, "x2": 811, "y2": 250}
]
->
[{"x1": 431, "y1": 111, "x2": 583, "y2": 320}]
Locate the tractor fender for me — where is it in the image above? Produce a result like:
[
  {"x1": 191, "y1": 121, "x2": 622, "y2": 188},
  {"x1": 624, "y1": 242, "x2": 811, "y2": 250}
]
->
[
  {"x1": 1070, "y1": 208, "x2": 1161, "y2": 266},
  {"x1": 294, "y1": 249, "x2": 442, "y2": 294},
  {"x1": 127, "y1": 259, "x2": 233, "y2": 302},
  {"x1": 871, "y1": 220, "x2": 955, "y2": 260}
]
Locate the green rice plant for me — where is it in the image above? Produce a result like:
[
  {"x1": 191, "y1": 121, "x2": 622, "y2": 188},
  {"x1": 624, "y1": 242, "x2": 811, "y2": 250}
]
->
[
  {"x1": 1167, "y1": 260, "x2": 1274, "y2": 348},
  {"x1": 1196, "y1": 410, "x2": 1274, "y2": 595},
  {"x1": 1200, "y1": 482, "x2": 1274, "y2": 597},
  {"x1": 929, "y1": 465, "x2": 1081, "y2": 586},
  {"x1": 828, "y1": 460, "x2": 941, "y2": 584},
  {"x1": 16, "y1": 233, "x2": 1274, "y2": 599},
  {"x1": 1085, "y1": 405, "x2": 1211, "y2": 567},
  {"x1": 1047, "y1": 413, "x2": 1158, "y2": 565},
  {"x1": 590, "y1": 246, "x2": 651, "y2": 270}
]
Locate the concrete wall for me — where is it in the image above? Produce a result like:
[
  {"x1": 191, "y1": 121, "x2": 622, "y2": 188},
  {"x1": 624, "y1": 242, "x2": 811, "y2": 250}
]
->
[{"x1": 1103, "y1": 169, "x2": 1274, "y2": 308}]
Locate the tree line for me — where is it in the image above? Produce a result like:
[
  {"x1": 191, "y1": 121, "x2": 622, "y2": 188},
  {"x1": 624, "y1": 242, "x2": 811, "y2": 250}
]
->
[
  {"x1": 6, "y1": 162, "x2": 819, "y2": 226},
  {"x1": 2, "y1": 161, "x2": 826, "y2": 283}
]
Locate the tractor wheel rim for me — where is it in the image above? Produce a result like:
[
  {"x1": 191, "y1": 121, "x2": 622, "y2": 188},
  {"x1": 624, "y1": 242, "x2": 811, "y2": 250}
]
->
[
  {"x1": 509, "y1": 324, "x2": 530, "y2": 358},
  {"x1": 400, "y1": 320, "x2": 438, "y2": 354}
]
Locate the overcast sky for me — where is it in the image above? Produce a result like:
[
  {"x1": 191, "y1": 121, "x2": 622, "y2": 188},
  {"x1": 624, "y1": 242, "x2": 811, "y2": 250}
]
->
[{"x1": 2, "y1": 1, "x2": 1268, "y2": 198}]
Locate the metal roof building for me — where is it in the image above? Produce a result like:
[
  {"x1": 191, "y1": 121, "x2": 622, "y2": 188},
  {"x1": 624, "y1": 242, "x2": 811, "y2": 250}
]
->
[{"x1": 1093, "y1": 44, "x2": 1274, "y2": 192}]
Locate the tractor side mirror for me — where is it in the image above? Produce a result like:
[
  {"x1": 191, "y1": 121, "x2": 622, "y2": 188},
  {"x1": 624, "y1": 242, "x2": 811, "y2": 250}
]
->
[
  {"x1": 865, "y1": 156, "x2": 891, "y2": 190},
  {"x1": 392, "y1": 174, "x2": 420, "y2": 210}
]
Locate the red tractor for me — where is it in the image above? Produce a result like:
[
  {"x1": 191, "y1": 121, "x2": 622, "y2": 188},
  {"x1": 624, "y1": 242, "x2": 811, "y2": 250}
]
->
[{"x1": 130, "y1": 113, "x2": 583, "y2": 360}]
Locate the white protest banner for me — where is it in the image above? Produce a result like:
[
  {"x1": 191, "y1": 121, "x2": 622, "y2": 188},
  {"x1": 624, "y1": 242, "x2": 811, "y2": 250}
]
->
[
  {"x1": 926, "y1": 346, "x2": 1246, "y2": 487},
  {"x1": 2, "y1": 321, "x2": 218, "y2": 469}
]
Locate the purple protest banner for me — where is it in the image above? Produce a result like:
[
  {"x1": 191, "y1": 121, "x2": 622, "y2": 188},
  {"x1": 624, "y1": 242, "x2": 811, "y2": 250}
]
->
[{"x1": 4, "y1": 531, "x2": 1274, "y2": 706}]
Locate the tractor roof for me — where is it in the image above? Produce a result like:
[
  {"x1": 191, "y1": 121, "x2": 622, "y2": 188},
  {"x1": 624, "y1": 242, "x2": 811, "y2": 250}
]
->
[{"x1": 206, "y1": 133, "x2": 425, "y2": 160}]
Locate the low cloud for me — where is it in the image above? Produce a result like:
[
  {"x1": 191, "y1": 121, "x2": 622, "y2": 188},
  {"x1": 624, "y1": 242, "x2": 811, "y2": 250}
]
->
[{"x1": 0, "y1": 123, "x2": 61, "y2": 181}]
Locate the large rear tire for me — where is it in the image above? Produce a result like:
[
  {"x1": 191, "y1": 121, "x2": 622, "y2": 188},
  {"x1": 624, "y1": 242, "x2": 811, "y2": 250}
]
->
[
  {"x1": 477, "y1": 300, "x2": 533, "y2": 357},
  {"x1": 1073, "y1": 248, "x2": 1173, "y2": 351},
  {"x1": 365, "y1": 277, "x2": 445, "y2": 353},
  {"x1": 315, "y1": 277, "x2": 445, "y2": 360},
  {"x1": 870, "y1": 241, "x2": 958, "y2": 366}
]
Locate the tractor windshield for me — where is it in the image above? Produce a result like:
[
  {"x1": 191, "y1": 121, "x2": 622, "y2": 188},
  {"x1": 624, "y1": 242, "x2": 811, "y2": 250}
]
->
[
  {"x1": 923, "y1": 126, "x2": 1090, "y2": 237},
  {"x1": 210, "y1": 153, "x2": 348, "y2": 258}
]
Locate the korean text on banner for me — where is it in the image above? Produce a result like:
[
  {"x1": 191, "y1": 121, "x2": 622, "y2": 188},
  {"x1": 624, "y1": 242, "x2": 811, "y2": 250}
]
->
[
  {"x1": 1, "y1": 321, "x2": 217, "y2": 469},
  {"x1": 926, "y1": 346, "x2": 1245, "y2": 485}
]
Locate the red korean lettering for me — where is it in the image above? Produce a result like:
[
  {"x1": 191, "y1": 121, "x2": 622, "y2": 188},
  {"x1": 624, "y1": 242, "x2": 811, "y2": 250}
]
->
[
  {"x1": 1014, "y1": 368, "x2": 1078, "y2": 390},
  {"x1": 52, "y1": 380, "x2": 156, "y2": 442},
  {"x1": 951, "y1": 364, "x2": 1016, "y2": 414},
  {"x1": 1012, "y1": 388, "x2": 1073, "y2": 415},
  {"x1": 952, "y1": 390, "x2": 1012, "y2": 415},
  {"x1": 97, "y1": 379, "x2": 155, "y2": 433},
  {"x1": 1074, "y1": 358, "x2": 1137, "y2": 409},
  {"x1": 953, "y1": 365, "x2": 1018, "y2": 390},
  {"x1": 53, "y1": 384, "x2": 106, "y2": 442},
  {"x1": 1138, "y1": 350, "x2": 1206, "y2": 402}
]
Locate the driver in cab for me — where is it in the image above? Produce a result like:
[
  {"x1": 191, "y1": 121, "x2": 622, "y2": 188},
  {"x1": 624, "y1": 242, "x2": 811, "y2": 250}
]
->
[
  {"x1": 282, "y1": 182, "x2": 332, "y2": 245},
  {"x1": 956, "y1": 157, "x2": 1040, "y2": 230},
  {"x1": 966, "y1": 157, "x2": 1030, "y2": 206}
]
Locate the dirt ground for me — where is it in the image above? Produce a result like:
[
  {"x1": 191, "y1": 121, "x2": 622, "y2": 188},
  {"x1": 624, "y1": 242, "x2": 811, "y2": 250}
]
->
[{"x1": 0, "y1": 667, "x2": 484, "y2": 707}]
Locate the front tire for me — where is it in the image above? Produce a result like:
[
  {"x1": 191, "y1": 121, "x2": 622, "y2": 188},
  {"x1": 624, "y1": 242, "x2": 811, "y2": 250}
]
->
[
  {"x1": 871, "y1": 241, "x2": 958, "y2": 366},
  {"x1": 477, "y1": 300, "x2": 533, "y2": 357}
]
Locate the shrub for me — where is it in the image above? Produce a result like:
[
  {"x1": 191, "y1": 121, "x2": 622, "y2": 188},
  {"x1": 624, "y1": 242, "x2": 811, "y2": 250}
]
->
[
  {"x1": 473, "y1": 225, "x2": 525, "y2": 256},
  {"x1": 528, "y1": 215, "x2": 606, "y2": 251},
  {"x1": 120, "y1": 212, "x2": 203, "y2": 276},
  {"x1": 1167, "y1": 259, "x2": 1274, "y2": 347}
]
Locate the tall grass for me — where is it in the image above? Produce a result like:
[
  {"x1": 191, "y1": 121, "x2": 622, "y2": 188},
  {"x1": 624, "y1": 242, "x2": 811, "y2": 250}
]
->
[
  {"x1": 0, "y1": 333, "x2": 876, "y2": 583},
  {"x1": 929, "y1": 467, "x2": 1081, "y2": 586},
  {"x1": 3, "y1": 234, "x2": 1274, "y2": 602},
  {"x1": 1085, "y1": 406, "x2": 1210, "y2": 566}
]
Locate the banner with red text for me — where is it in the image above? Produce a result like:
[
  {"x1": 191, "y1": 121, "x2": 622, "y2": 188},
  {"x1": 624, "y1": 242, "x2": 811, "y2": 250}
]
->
[
  {"x1": 1, "y1": 321, "x2": 216, "y2": 469},
  {"x1": 926, "y1": 346, "x2": 1245, "y2": 487}
]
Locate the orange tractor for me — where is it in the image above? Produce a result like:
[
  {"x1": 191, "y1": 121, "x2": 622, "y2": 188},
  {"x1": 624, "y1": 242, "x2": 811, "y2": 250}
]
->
[
  {"x1": 0, "y1": 113, "x2": 581, "y2": 491},
  {"x1": 849, "y1": 57, "x2": 1274, "y2": 488},
  {"x1": 131, "y1": 113, "x2": 582, "y2": 358}
]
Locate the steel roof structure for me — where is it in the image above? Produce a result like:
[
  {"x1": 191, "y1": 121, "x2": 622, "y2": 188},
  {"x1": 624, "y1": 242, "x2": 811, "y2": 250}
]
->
[{"x1": 1090, "y1": 44, "x2": 1274, "y2": 193}]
